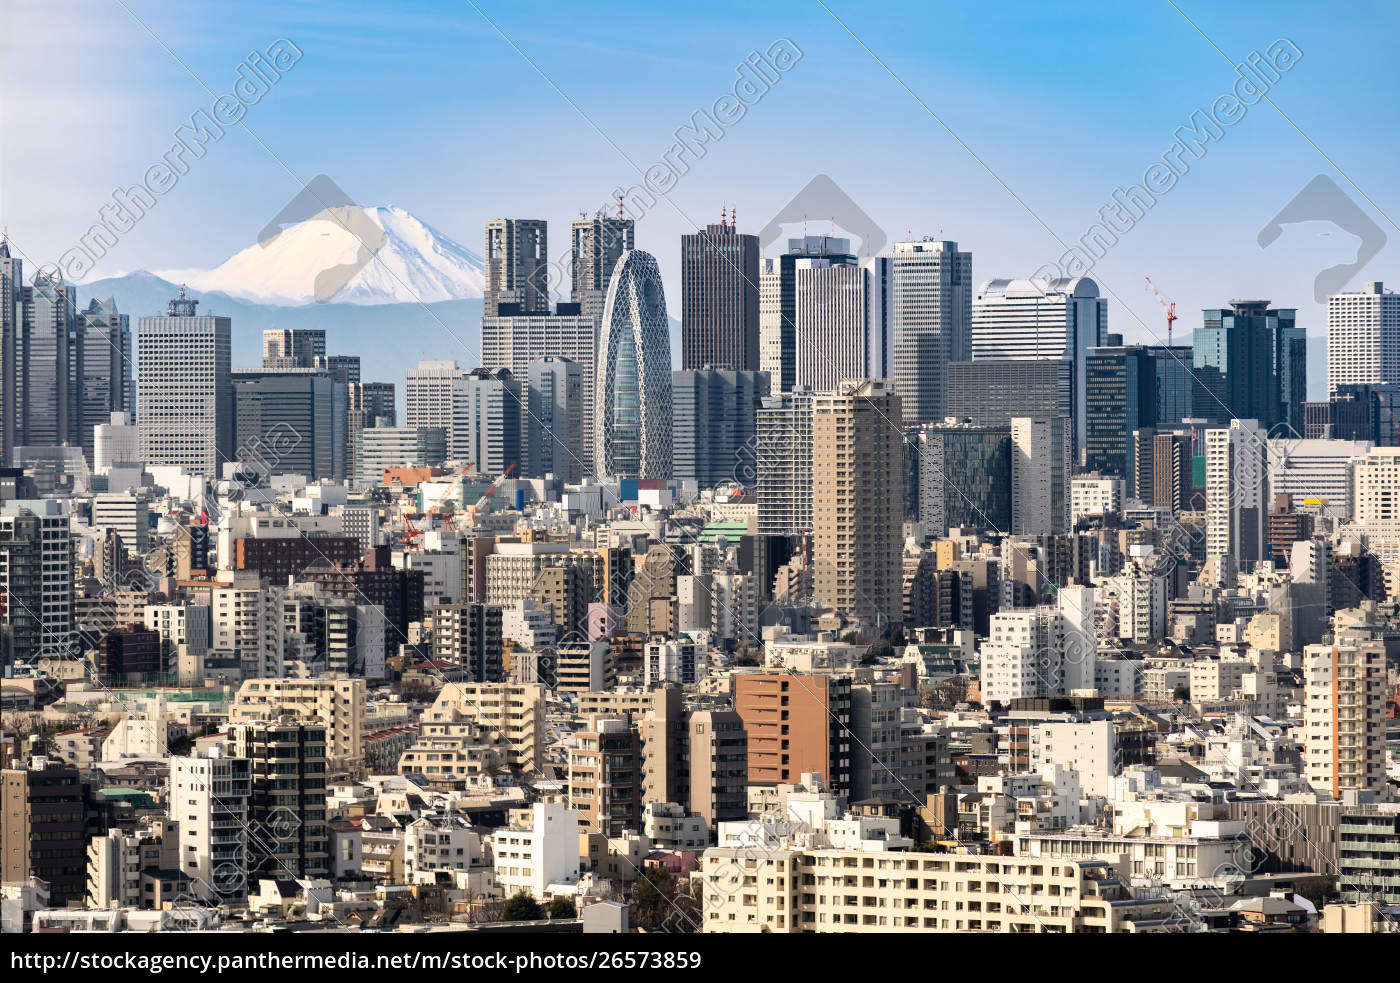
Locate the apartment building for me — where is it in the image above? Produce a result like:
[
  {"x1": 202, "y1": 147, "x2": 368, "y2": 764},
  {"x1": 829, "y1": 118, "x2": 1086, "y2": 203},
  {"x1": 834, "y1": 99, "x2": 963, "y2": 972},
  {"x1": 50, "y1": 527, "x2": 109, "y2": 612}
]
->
[
  {"x1": 698, "y1": 847, "x2": 1178, "y2": 933},
  {"x1": 734, "y1": 673, "x2": 852, "y2": 794},
  {"x1": 427, "y1": 682, "x2": 547, "y2": 776},
  {"x1": 230, "y1": 677, "x2": 365, "y2": 763}
]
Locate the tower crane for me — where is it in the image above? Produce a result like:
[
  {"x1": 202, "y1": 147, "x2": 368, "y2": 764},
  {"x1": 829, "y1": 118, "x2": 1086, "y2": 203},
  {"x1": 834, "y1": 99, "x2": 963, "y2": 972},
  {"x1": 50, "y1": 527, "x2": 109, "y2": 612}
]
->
[{"x1": 1145, "y1": 276, "x2": 1178, "y2": 346}]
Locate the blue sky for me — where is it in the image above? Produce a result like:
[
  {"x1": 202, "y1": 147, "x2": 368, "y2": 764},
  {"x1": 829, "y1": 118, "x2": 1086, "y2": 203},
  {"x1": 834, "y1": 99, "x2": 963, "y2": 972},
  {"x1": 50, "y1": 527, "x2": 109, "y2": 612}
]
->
[{"x1": 3, "y1": 0, "x2": 1397, "y2": 370}]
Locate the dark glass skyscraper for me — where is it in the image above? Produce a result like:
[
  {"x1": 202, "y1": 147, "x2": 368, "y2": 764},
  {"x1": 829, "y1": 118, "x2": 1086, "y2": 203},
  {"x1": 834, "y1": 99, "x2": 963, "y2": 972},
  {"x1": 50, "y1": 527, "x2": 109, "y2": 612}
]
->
[
  {"x1": 681, "y1": 220, "x2": 759, "y2": 372},
  {"x1": 1145, "y1": 344, "x2": 1193, "y2": 426},
  {"x1": 1085, "y1": 345, "x2": 1156, "y2": 479},
  {"x1": 1192, "y1": 301, "x2": 1302, "y2": 431},
  {"x1": 671, "y1": 367, "x2": 770, "y2": 489}
]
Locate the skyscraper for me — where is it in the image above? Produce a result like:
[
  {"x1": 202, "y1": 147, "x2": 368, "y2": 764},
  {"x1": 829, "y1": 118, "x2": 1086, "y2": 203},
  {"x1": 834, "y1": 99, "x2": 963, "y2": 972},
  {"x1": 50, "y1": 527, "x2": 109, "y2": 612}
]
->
[
  {"x1": 347, "y1": 380, "x2": 395, "y2": 479},
  {"x1": 1084, "y1": 345, "x2": 1157, "y2": 479},
  {"x1": 1327, "y1": 281, "x2": 1400, "y2": 396},
  {"x1": 484, "y1": 218, "x2": 549, "y2": 314},
  {"x1": 1011, "y1": 416, "x2": 1070, "y2": 536},
  {"x1": 19, "y1": 268, "x2": 79, "y2": 449},
  {"x1": 1205, "y1": 418, "x2": 1268, "y2": 573},
  {"x1": 812, "y1": 380, "x2": 903, "y2": 628},
  {"x1": 889, "y1": 239, "x2": 972, "y2": 423},
  {"x1": 457, "y1": 367, "x2": 524, "y2": 475},
  {"x1": 570, "y1": 215, "x2": 634, "y2": 317},
  {"x1": 232, "y1": 367, "x2": 341, "y2": 480},
  {"x1": 262, "y1": 328, "x2": 326, "y2": 368},
  {"x1": 76, "y1": 297, "x2": 132, "y2": 463},
  {"x1": 1193, "y1": 300, "x2": 1302, "y2": 431},
  {"x1": 758, "y1": 258, "x2": 782, "y2": 385},
  {"x1": 759, "y1": 235, "x2": 860, "y2": 392},
  {"x1": 526, "y1": 356, "x2": 583, "y2": 483},
  {"x1": 755, "y1": 388, "x2": 814, "y2": 537},
  {"x1": 596, "y1": 250, "x2": 672, "y2": 478},
  {"x1": 1145, "y1": 344, "x2": 1194, "y2": 426},
  {"x1": 794, "y1": 255, "x2": 875, "y2": 392},
  {"x1": 405, "y1": 359, "x2": 470, "y2": 461},
  {"x1": 671, "y1": 367, "x2": 769, "y2": 489},
  {"x1": 137, "y1": 290, "x2": 233, "y2": 477},
  {"x1": 972, "y1": 277, "x2": 1106, "y2": 452},
  {"x1": 906, "y1": 421, "x2": 1012, "y2": 539},
  {"x1": 0, "y1": 237, "x2": 19, "y2": 463},
  {"x1": 481, "y1": 301, "x2": 599, "y2": 473},
  {"x1": 946, "y1": 359, "x2": 1070, "y2": 431},
  {"x1": 681, "y1": 218, "x2": 759, "y2": 372}
]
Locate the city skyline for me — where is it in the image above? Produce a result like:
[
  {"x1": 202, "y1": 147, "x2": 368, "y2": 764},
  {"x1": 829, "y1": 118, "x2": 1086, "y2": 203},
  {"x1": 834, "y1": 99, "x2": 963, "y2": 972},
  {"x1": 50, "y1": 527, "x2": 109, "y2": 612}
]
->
[
  {"x1": 3, "y1": 0, "x2": 1399, "y2": 949},
  {"x1": 3, "y1": 1, "x2": 1396, "y2": 371}
]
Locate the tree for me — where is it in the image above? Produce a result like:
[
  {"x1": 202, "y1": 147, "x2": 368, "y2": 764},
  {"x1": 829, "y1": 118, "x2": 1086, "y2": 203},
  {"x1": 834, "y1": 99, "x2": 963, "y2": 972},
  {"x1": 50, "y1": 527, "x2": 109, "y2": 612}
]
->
[
  {"x1": 629, "y1": 868, "x2": 700, "y2": 933},
  {"x1": 547, "y1": 897, "x2": 576, "y2": 919},
  {"x1": 1172, "y1": 684, "x2": 1191, "y2": 702},
  {"x1": 501, "y1": 891, "x2": 543, "y2": 921}
]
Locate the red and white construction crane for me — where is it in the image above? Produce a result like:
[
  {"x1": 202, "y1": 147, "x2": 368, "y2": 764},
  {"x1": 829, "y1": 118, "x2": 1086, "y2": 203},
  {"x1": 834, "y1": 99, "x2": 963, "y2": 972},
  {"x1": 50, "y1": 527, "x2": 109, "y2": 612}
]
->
[{"x1": 1145, "y1": 276, "x2": 1178, "y2": 346}]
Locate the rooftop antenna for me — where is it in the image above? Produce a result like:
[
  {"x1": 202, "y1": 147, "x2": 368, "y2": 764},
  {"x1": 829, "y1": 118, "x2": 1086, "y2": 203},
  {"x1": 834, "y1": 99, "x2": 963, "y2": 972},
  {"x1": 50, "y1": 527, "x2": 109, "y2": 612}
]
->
[
  {"x1": 615, "y1": 193, "x2": 624, "y2": 220},
  {"x1": 731, "y1": 205, "x2": 736, "y2": 228}
]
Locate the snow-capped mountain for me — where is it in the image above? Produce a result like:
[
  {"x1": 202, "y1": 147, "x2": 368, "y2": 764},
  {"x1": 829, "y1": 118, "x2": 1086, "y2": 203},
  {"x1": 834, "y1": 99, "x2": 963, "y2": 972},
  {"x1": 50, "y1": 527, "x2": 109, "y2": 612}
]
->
[{"x1": 155, "y1": 205, "x2": 485, "y2": 306}]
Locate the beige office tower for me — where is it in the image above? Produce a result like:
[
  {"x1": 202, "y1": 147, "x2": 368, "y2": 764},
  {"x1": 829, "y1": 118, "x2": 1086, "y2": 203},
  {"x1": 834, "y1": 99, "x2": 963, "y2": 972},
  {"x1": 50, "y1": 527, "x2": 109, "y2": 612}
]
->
[
  {"x1": 1304, "y1": 627, "x2": 1388, "y2": 799},
  {"x1": 811, "y1": 379, "x2": 903, "y2": 629}
]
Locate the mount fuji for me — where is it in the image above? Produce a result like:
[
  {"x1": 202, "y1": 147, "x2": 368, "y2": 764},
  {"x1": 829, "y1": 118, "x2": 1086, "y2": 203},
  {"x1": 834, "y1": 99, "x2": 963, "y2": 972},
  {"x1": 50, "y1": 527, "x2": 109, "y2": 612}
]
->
[{"x1": 153, "y1": 205, "x2": 485, "y2": 307}]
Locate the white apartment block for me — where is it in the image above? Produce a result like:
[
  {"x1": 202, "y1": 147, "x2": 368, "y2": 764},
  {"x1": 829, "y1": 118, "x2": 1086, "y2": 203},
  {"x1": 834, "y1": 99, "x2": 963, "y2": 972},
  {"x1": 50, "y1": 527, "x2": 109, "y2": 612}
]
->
[
  {"x1": 1205, "y1": 418, "x2": 1267, "y2": 572},
  {"x1": 644, "y1": 638, "x2": 705, "y2": 686},
  {"x1": 492, "y1": 802, "x2": 579, "y2": 900},
  {"x1": 92, "y1": 491, "x2": 150, "y2": 558},
  {"x1": 169, "y1": 752, "x2": 251, "y2": 902},
  {"x1": 1070, "y1": 475, "x2": 1123, "y2": 525},
  {"x1": 86, "y1": 830, "x2": 162, "y2": 908},
  {"x1": 144, "y1": 603, "x2": 211, "y2": 658},
  {"x1": 698, "y1": 847, "x2": 1177, "y2": 933},
  {"x1": 1029, "y1": 721, "x2": 1118, "y2": 797},
  {"x1": 1350, "y1": 446, "x2": 1400, "y2": 526},
  {"x1": 1327, "y1": 281, "x2": 1400, "y2": 396},
  {"x1": 209, "y1": 572, "x2": 285, "y2": 678},
  {"x1": 980, "y1": 585, "x2": 1096, "y2": 705},
  {"x1": 1014, "y1": 822, "x2": 1248, "y2": 889}
]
